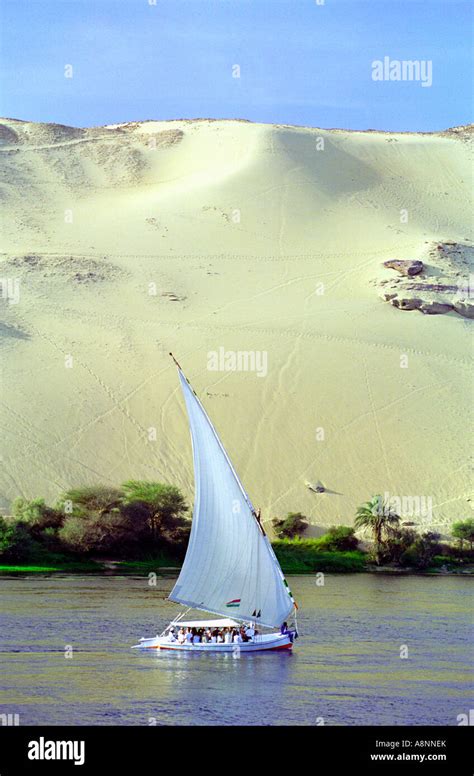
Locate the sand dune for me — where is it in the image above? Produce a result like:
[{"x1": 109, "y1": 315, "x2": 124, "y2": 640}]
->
[{"x1": 0, "y1": 118, "x2": 472, "y2": 533}]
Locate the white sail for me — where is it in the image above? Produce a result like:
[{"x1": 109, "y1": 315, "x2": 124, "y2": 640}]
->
[{"x1": 169, "y1": 368, "x2": 295, "y2": 628}]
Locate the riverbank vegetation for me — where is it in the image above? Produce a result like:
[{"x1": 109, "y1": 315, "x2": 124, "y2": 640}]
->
[{"x1": 0, "y1": 486, "x2": 472, "y2": 575}]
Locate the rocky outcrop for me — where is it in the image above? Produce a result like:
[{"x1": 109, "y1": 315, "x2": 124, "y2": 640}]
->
[
  {"x1": 385, "y1": 293, "x2": 473, "y2": 317},
  {"x1": 390, "y1": 296, "x2": 422, "y2": 311},
  {"x1": 378, "y1": 241, "x2": 473, "y2": 318},
  {"x1": 419, "y1": 301, "x2": 454, "y2": 315},
  {"x1": 453, "y1": 299, "x2": 474, "y2": 319},
  {"x1": 383, "y1": 259, "x2": 424, "y2": 276}
]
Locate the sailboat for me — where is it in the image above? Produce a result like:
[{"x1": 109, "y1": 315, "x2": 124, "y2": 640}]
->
[{"x1": 131, "y1": 354, "x2": 298, "y2": 652}]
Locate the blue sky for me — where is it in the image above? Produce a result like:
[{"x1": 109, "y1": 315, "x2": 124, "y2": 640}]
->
[{"x1": 0, "y1": 0, "x2": 471, "y2": 131}]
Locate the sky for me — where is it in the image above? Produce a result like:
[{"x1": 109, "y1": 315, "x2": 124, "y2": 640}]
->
[{"x1": 0, "y1": 0, "x2": 472, "y2": 131}]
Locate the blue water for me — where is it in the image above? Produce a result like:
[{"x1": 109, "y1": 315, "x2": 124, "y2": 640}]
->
[{"x1": 0, "y1": 574, "x2": 472, "y2": 725}]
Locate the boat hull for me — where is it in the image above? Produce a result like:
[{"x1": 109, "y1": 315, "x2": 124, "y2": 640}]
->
[{"x1": 132, "y1": 633, "x2": 293, "y2": 652}]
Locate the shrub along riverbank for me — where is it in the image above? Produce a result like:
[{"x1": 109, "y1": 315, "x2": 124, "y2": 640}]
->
[
  {"x1": 0, "y1": 484, "x2": 472, "y2": 575},
  {"x1": 0, "y1": 545, "x2": 367, "y2": 575},
  {"x1": 0, "y1": 543, "x2": 471, "y2": 577}
]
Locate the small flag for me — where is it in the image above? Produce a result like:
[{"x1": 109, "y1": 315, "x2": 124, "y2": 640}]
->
[{"x1": 226, "y1": 598, "x2": 241, "y2": 608}]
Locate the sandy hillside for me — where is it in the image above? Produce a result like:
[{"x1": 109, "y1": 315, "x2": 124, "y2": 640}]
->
[{"x1": 0, "y1": 118, "x2": 472, "y2": 534}]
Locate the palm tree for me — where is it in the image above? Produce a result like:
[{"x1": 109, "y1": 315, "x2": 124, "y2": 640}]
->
[{"x1": 354, "y1": 495, "x2": 400, "y2": 565}]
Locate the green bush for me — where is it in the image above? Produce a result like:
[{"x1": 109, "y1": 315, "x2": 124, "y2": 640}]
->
[
  {"x1": 317, "y1": 526, "x2": 359, "y2": 552},
  {"x1": 0, "y1": 517, "x2": 41, "y2": 562},
  {"x1": 383, "y1": 527, "x2": 418, "y2": 564},
  {"x1": 58, "y1": 512, "x2": 137, "y2": 555},
  {"x1": 399, "y1": 532, "x2": 442, "y2": 569},
  {"x1": 56, "y1": 486, "x2": 124, "y2": 517},
  {"x1": 272, "y1": 539, "x2": 366, "y2": 573},
  {"x1": 272, "y1": 512, "x2": 308, "y2": 539},
  {"x1": 10, "y1": 498, "x2": 65, "y2": 555},
  {"x1": 56, "y1": 481, "x2": 191, "y2": 558},
  {"x1": 121, "y1": 481, "x2": 190, "y2": 552},
  {"x1": 451, "y1": 519, "x2": 474, "y2": 551}
]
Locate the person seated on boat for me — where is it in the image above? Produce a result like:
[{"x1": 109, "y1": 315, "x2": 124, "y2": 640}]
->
[
  {"x1": 280, "y1": 621, "x2": 294, "y2": 642},
  {"x1": 224, "y1": 628, "x2": 232, "y2": 644},
  {"x1": 185, "y1": 628, "x2": 193, "y2": 643},
  {"x1": 192, "y1": 628, "x2": 201, "y2": 644},
  {"x1": 217, "y1": 631, "x2": 224, "y2": 643},
  {"x1": 233, "y1": 630, "x2": 243, "y2": 644},
  {"x1": 245, "y1": 624, "x2": 255, "y2": 640},
  {"x1": 210, "y1": 628, "x2": 218, "y2": 643},
  {"x1": 177, "y1": 628, "x2": 186, "y2": 644},
  {"x1": 168, "y1": 627, "x2": 177, "y2": 642},
  {"x1": 239, "y1": 626, "x2": 249, "y2": 642}
]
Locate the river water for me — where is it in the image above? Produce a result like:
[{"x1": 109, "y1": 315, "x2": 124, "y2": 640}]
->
[{"x1": 0, "y1": 574, "x2": 472, "y2": 726}]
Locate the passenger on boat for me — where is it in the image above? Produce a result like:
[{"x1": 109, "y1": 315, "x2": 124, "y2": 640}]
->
[
  {"x1": 177, "y1": 628, "x2": 186, "y2": 644},
  {"x1": 217, "y1": 631, "x2": 224, "y2": 643},
  {"x1": 239, "y1": 626, "x2": 249, "y2": 642},
  {"x1": 245, "y1": 624, "x2": 255, "y2": 639},
  {"x1": 280, "y1": 622, "x2": 294, "y2": 642},
  {"x1": 224, "y1": 628, "x2": 232, "y2": 644},
  {"x1": 168, "y1": 628, "x2": 177, "y2": 642},
  {"x1": 185, "y1": 628, "x2": 193, "y2": 643},
  {"x1": 192, "y1": 628, "x2": 201, "y2": 644}
]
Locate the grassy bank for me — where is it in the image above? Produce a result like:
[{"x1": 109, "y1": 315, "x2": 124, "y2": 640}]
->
[
  {"x1": 1, "y1": 544, "x2": 471, "y2": 576},
  {"x1": 0, "y1": 559, "x2": 103, "y2": 573},
  {"x1": 3, "y1": 489, "x2": 472, "y2": 577},
  {"x1": 273, "y1": 540, "x2": 367, "y2": 573},
  {"x1": 0, "y1": 543, "x2": 367, "y2": 575}
]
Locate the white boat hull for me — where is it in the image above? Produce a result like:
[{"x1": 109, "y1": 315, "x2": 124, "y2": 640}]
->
[{"x1": 132, "y1": 632, "x2": 293, "y2": 652}]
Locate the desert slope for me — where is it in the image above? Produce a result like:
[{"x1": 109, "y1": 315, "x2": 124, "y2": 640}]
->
[{"x1": 0, "y1": 118, "x2": 472, "y2": 533}]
